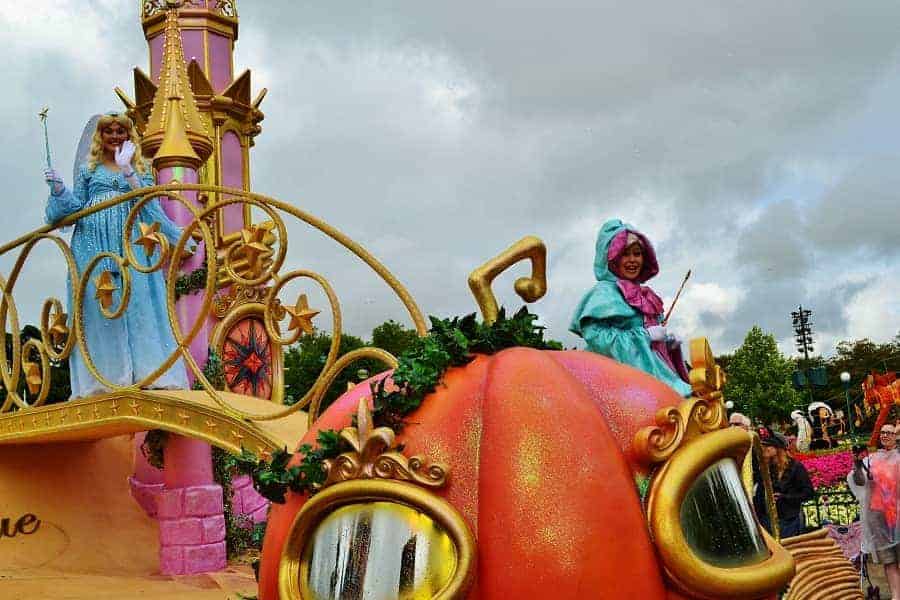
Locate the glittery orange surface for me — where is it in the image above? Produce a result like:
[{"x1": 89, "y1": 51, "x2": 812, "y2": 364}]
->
[
  {"x1": 550, "y1": 349, "x2": 682, "y2": 475},
  {"x1": 475, "y1": 348, "x2": 666, "y2": 598},
  {"x1": 258, "y1": 371, "x2": 391, "y2": 600},
  {"x1": 259, "y1": 349, "x2": 694, "y2": 599}
]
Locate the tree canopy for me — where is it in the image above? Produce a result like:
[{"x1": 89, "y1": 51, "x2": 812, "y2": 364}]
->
[
  {"x1": 724, "y1": 326, "x2": 802, "y2": 426},
  {"x1": 282, "y1": 322, "x2": 418, "y2": 411}
]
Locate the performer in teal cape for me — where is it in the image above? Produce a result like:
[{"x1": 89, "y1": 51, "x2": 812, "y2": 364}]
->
[
  {"x1": 43, "y1": 112, "x2": 192, "y2": 398},
  {"x1": 570, "y1": 219, "x2": 692, "y2": 397}
]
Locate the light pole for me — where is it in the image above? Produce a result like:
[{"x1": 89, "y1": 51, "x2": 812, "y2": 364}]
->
[{"x1": 840, "y1": 371, "x2": 854, "y2": 435}]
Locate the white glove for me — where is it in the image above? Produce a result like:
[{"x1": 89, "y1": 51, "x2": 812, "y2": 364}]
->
[
  {"x1": 667, "y1": 333, "x2": 682, "y2": 347},
  {"x1": 647, "y1": 325, "x2": 667, "y2": 342},
  {"x1": 115, "y1": 140, "x2": 136, "y2": 174},
  {"x1": 44, "y1": 168, "x2": 65, "y2": 195}
]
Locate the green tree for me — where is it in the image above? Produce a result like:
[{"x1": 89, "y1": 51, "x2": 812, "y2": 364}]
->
[
  {"x1": 283, "y1": 332, "x2": 369, "y2": 410},
  {"x1": 725, "y1": 326, "x2": 801, "y2": 426},
  {"x1": 5, "y1": 325, "x2": 70, "y2": 405},
  {"x1": 714, "y1": 353, "x2": 733, "y2": 374},
  {"x1": 371, "y1": 320, "x2": 418, "y2": 357},
  {"x1": 282, "y1": 320, "x2": 420, "y2": 413}
]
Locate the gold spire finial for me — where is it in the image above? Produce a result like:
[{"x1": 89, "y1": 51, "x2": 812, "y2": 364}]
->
[{"x1": 142, "y1": 2, "x2": 213, "y2": 170}]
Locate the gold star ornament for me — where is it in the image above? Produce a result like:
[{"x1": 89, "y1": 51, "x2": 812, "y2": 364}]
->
[
  {"x1": 284, "y1": 294, "x2": 319, "y2": 336},
  {"x1": 134, "y1": 222, "x2": 162, "y2": 258},
  {"x1": 23, "y1": 361, "x2": 42, "y2": 395},
  {"x1": 94, "y1": 271, "x2": 118, "y2": 309},
  {"x1": 48, "y1": 311, "x2": 69, "y2": 346},
  {"x1": 239, "y1": 225, "x2": 271, "y2": 277}
]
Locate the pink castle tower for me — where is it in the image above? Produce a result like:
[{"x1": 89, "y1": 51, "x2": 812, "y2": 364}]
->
[{"x1": 116, "y1": 0, "x2": 269, "y2": 575}]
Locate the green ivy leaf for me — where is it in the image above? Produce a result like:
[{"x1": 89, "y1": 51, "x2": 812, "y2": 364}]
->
[{"x1": 233, "y1": 306, "x2": 561, "y2": 504}]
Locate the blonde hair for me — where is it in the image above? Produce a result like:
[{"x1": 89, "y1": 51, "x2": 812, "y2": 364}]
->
[{"x1": 86, "y1": 114, "x2": 148, "y2": 175}]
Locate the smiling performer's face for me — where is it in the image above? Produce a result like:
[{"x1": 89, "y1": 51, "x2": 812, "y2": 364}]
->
[
  {"x1": 101, "y1": 122, "x2": 129, "y2": 157},
  {"x1": 616, "y1": 242, "x2": 644, "y2": 280}
]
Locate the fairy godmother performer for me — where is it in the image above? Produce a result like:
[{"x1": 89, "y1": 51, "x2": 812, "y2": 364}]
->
[
  {"x1": 43, "y1": 112, "x2": 192, "y2": 398},
  {"x1": 570, "y1": 218, "x2": 692, "y2": 397}
]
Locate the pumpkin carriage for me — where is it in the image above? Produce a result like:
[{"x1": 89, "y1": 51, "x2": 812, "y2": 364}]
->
[{"x1": 251, "y1": 238, "x2": 859, "y2": 600}]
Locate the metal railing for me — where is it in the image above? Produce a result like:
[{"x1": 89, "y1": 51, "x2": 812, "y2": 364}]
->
[{"x1": 0, "y1": 183, "x2": 426, "y2": 425}]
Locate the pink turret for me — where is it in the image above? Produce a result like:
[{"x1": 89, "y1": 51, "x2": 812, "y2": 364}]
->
[
  {"x1": 116, "y1": 0, "x2": 269, "y2": 576},
  {"x1": 134, "y1": 0, "x2": 265, "y2": 246}
]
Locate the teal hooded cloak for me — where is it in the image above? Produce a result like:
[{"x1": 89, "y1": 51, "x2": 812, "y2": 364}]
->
[{"x1": 570, "y1": 219, "x2": 692, "y2": 397}]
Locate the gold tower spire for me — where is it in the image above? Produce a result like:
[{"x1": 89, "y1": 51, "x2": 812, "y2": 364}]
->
[{"x1": 142, "y1": 0, "x2": 213, "y2": 171}]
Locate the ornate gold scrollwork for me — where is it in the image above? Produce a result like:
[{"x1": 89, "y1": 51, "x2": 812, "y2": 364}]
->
[
  {"x1": 279, "y1": 398, "x2": 473, "y2": 600},
  {"x1": 468, "y1": 235, "x2": 547, "y2": 325},
  {"x1": 222, "y1": 207, "x2": 284, "y2": 288},
  {"x1": 142, "y1": 1, "x2": 238, "y2": 21},
  {"x1": 0, "y1": 233, "x2": 79, "y2": 411},
  {"x1": 320, "y1": 398, "x2": 448, "y2": 490},
  {"x1": 689, "y1": 337, "x2": 726, "y2": 398},
  {"x1": 212, "y1": 284, "x2": 269, "y2": 319},
  {"x1": 0, "y1": 181, "x2": 425, "y2": 438},
  {"x1": 42, "y1": 299, "x2": 70, "y2": 353},
  {"x1": 633, "y1": 395, "x2": 726, "y2": 466},
  {"x1": 633, "y1": 337, "x2": 727, "y2": 467}
]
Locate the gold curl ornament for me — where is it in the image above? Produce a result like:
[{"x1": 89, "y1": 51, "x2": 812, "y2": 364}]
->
[
  {"x1": 263, "y1": 270, "x2": 334, "y2": 349},
  {"x1": 320, "y1": 398, "x2": 448, "y2": 490},
  {"x1": 19, "y1": 338, "x2": 50, "y2": 408},
  {"x1": 468, "y1": 235, "x2": 547, "y2": 325},
  {"x1": 0, "y1": 277, "x2": 23, "y2": 414},
  {"x1": 0, "y1": 234, "x2": 79, "y2": 412},
  {"x1": 123, "y1": 199, "x2": 173, "y2": 274},
  {"x1": 306, "y1": 347, "x2": 398, "y2": 427},
  {"x1": 633, "y1": 393, "x2": 727, "y2": 466},
  {"x1": 219, "y1": 200, "x2": 285, "y2": 288},
  {"x1": 633, "y1": 405, "x2": 686, "y2": 465},
  {"x1": 633, "y1": 338, "x2": 727, "y2": 466}
]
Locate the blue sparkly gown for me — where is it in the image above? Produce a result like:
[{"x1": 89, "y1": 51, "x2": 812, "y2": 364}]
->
[{"x1": 46, "y1": 163, "x2": 190, "y2": 398}]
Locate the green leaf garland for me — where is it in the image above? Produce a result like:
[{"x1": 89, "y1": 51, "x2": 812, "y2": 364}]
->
[
  {"x1": 174, "y1": 266, "x2": 208, "y2": 301},
  {"x1": 239, "y1": 306, "x2": 561, "y2": 503}
]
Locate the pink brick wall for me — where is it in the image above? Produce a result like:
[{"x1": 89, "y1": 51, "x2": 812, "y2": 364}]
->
[{"x1": 157, "y1": 484, "x2": 226, "y2": 575}]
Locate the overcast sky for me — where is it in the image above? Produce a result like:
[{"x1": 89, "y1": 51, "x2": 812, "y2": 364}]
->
[{"x1": 1, "y1": 0, "x2": 898, "y2": 359}]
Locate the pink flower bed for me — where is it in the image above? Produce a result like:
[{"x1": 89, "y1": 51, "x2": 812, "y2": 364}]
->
[{"x1": 796, "y1": 450, "x2": 854, "y2": 490}]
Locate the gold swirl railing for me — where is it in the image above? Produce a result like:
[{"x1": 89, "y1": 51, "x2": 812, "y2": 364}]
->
[{"x1": 0, "y1": 183, "x2": 426, "y2": 439}]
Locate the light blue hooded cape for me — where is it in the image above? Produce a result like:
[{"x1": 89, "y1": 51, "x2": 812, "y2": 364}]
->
[{"x1": 569, "y1": 219, "x2": 692, "y2": 397}]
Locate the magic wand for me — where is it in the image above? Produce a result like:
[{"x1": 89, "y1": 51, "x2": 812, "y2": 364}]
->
[
  {"x1": 38, "y1": 106, "x2": 52, "y2": 170},
  {"x1": 661, "y1": 269, "x2": 691, "y2": 326}
]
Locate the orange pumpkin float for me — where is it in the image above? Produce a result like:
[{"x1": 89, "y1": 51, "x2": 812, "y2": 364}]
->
[{"x1": 258, "y1": 345, "x2": 793, "y2": 600}]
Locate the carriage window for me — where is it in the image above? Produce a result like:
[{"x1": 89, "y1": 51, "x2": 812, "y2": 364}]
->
[
  {"x1": 302, "y1": 501, "x2": 457, "y2": 600},
  {"x1": 680, "y1": 458, "x2": 770, "y2": 568}
]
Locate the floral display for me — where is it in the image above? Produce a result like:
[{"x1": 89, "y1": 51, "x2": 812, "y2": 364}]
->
[{"x1": 796, "y1": 449, "x2": 854, "y2": 491}]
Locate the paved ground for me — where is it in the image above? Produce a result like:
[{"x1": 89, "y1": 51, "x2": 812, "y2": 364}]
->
[
  {"x1": 864, "y1": 561, "x2": 891, "y2": 599},
  {"x1": 0, "y1": 565, "x2": 258, "y2": 599}
]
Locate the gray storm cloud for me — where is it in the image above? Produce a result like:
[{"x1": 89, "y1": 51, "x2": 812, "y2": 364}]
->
[{"x1": 1, "y1": 0, "x2": 898, "y2": 355}]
